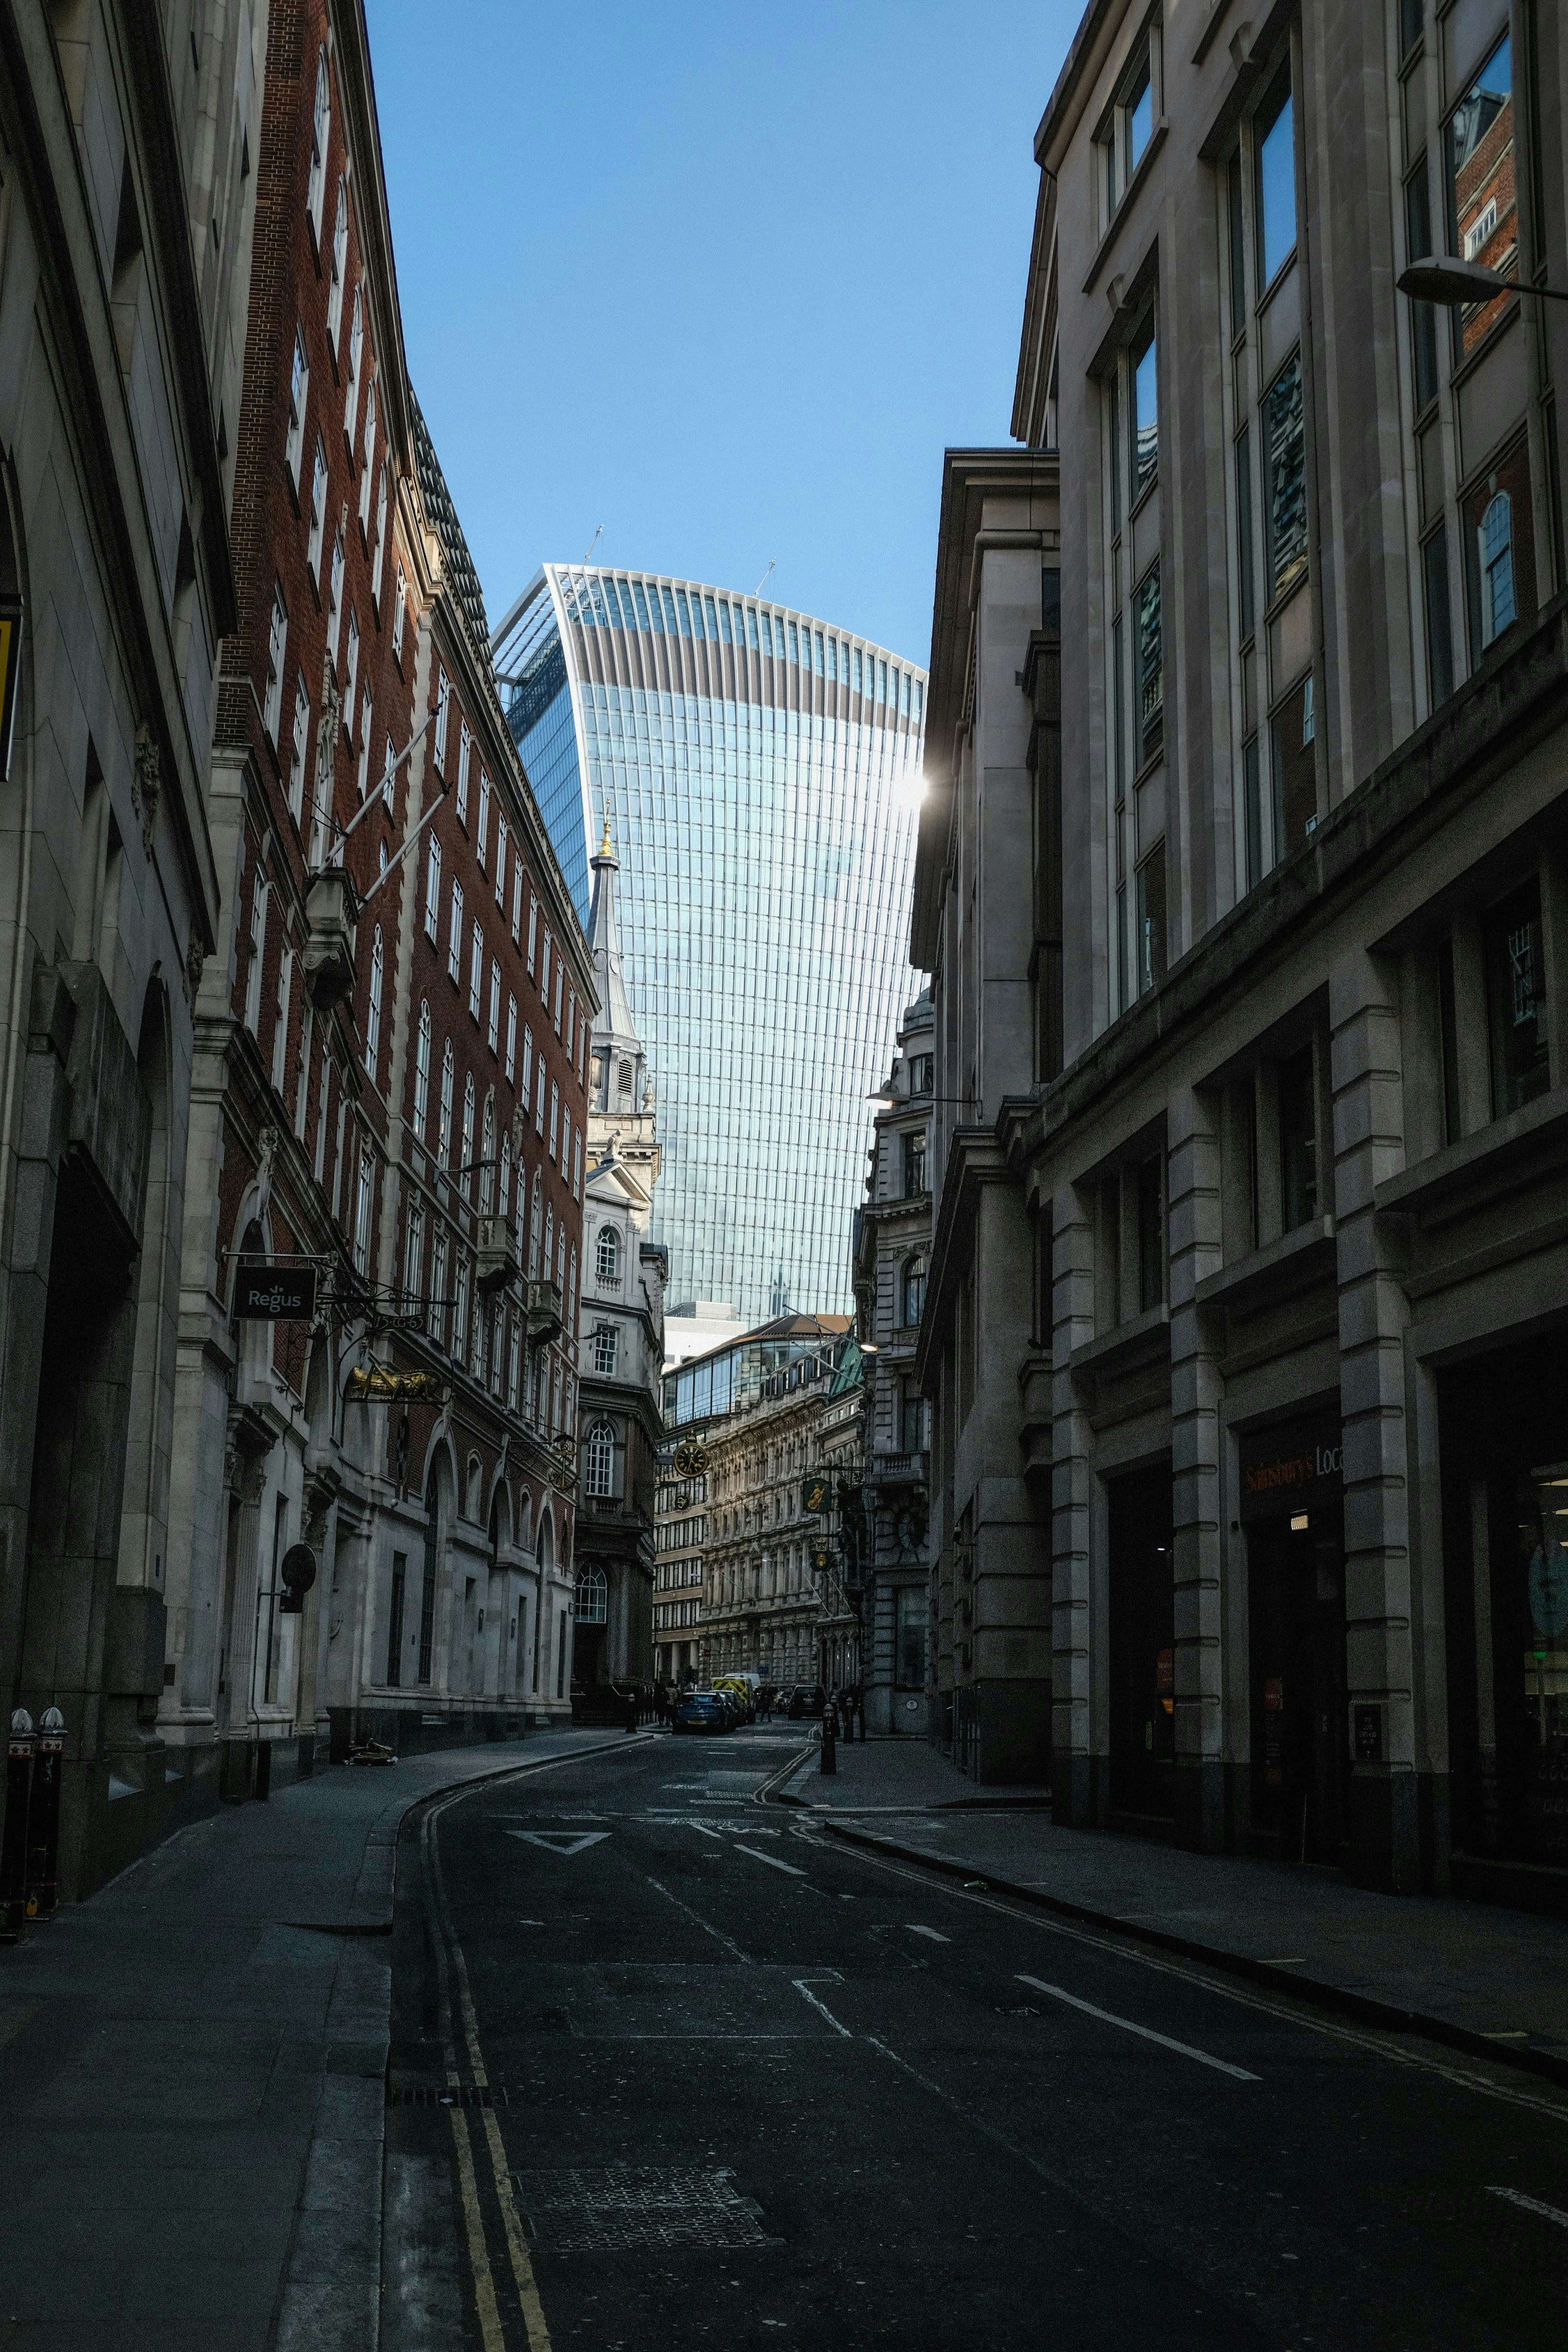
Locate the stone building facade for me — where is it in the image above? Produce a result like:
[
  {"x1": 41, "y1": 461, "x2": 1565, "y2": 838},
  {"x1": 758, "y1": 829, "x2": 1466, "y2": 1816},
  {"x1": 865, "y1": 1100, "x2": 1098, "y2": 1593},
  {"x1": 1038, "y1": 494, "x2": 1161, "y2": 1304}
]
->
[
  {"x1": 919, "y1": 0, "x2": 1568, "y2": 1903},
  {"x1": 576, "y1": 824, "x2": 664, "y2": 1693},
  {"x1": 0, "y1": 0, "x2": 264, "y2": 1906},
  {"x1": 855, "y1": 991, "x2": 936, "y2": 1737}
]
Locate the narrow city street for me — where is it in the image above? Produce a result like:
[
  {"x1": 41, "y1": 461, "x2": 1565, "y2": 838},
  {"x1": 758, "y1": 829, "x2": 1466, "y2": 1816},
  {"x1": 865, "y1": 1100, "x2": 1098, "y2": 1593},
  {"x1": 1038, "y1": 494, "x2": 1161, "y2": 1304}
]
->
[{"x1": 385, "y1": 1732, "x2": 1568, "y2": 2352}]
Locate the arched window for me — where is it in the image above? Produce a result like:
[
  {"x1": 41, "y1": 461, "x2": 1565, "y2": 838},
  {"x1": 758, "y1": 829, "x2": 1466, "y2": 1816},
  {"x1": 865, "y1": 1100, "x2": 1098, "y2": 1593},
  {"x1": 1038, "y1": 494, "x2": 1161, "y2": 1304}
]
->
[
  {"x1": 1480, "y1": 490, "x2": 1516, "y2": 647},
  {"x1": 365, "y1": 925, "x2": 383, "y2": 1074},
  {"x1": 585, "y1": 1418, "x2": 615, "y2": 1498},
  {"x1": 414, "y1": 999, "x2": 431, "y2": 1132},
  {"x1": 569, "y1": 1246, "x2": 578, "y2": 1326},
  {"x1": 529, "y1": 1173, "x2": 543, "y2": 1275},
  {"x1": 596, "y1": 1224, "x2": 621, "y2": 1286},
  {"x1": 902, "y1": 1252, "x2": 927, "y2": 1327},
  {"x1": 544, "y1": 1204, "x2": 555, "y2": 1274},
  {"x1": 307, "y1": 49, "x2": 331, "y2": 239},
  {"x1": 479, "y1": 1097, "x2": 496, "y2": 1215},
  {"x1": 499, "y1": 1133, "x2": 511, "y2": 1220},
  {"x1": 438, "y1": 1039, "x2": 454, "y2": 1165},
  {"x1": 575, "y1": 1564, "x2": 608, "y2": 1624},
  {"x1": 461, "y1": 1072, "x2": 475, "y2": 1192}
]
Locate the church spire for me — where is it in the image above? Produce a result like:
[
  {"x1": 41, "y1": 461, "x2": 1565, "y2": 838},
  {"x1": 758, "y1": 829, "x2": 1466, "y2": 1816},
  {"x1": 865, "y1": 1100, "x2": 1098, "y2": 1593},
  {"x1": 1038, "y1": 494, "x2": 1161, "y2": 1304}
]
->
[{"x1": 588, "y1": 819, "x2": 639, "y2": 1057}]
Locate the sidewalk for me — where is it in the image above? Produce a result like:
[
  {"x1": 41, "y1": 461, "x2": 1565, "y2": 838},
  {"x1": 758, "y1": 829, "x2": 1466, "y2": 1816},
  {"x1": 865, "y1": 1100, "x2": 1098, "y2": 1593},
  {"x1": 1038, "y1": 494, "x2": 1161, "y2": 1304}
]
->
[
  {"x1": 0, "y1": 1728, "x2": 655, "y2": 2352},
  {"x1": 779, "y1": 1735, "x2": 1568, "y2": 2081}
]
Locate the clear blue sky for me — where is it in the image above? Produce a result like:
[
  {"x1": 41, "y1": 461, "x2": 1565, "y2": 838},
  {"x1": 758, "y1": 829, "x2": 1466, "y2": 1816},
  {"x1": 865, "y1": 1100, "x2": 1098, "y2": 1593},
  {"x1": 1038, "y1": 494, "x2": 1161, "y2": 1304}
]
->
[{"x1": 366, "y1": 1, "x2": 1077, "y2": 669}]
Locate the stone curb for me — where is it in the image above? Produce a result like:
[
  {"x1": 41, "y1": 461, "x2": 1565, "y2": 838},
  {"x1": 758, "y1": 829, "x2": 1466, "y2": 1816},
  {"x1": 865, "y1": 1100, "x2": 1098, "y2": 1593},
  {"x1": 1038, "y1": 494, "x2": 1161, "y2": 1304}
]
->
[
  {"x1": 272, "y1": 1731, "x2": 664, "y2": 2352},
  {"x1": 815, "y1": 1816, "x2": 1568, "y2": 2101}
]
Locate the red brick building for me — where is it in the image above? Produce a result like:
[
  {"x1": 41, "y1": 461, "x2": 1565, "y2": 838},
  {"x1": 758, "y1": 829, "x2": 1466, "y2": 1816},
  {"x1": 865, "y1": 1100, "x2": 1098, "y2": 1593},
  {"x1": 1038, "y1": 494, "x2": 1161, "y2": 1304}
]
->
[{"x1": 162, "y1": 0, "x2": 592, "y2": 1802}]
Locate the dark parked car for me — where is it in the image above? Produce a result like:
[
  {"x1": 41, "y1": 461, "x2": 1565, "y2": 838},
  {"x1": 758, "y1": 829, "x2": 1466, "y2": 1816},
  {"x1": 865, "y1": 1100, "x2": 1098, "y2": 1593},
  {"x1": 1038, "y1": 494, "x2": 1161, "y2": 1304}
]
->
[
  {"x1": 674, "y1": 1694, "x2": 730, "y2": 1735},
  {"x1": 786, "y1": 1684, "x2": 827, "y2": 1721}
]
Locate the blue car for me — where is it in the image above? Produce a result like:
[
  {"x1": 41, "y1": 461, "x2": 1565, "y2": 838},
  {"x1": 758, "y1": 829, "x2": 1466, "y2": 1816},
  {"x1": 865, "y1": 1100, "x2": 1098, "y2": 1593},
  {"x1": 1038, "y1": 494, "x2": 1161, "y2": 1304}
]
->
[{"x1": 673, "y1": 1694, "x2": 730, "y2": 1735}]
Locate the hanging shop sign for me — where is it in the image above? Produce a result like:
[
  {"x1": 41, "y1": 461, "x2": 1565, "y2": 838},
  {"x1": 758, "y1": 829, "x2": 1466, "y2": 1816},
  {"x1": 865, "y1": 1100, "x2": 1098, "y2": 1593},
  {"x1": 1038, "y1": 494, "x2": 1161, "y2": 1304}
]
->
[
  {"x1": 235, "y1": 1261, "x2": 318, "y2": 1320},
  {"x1": 0, "y1": 596, "x2": 21, "y2": 784},
  {"x1": 277, "y1": 1543, "x2": 318, "y2": 1616},
  {"x1": 801, "y1": 1475, "x2": 831, "y2": 1516},
  {"x1": 343, "y1": 1364, "x2": 446, "y2": 1404},
  {"x1": 1237, "y1": 1413, "x2": 1343, "y2": 1524}
]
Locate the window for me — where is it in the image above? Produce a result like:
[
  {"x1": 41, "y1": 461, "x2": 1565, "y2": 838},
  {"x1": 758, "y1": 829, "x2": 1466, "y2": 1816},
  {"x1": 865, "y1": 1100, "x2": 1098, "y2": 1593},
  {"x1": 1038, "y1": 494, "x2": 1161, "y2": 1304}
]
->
[
  {"x1": 385, "y1": 1554, "x2": 406, "y2": 1686},
  {"x1": 1478, "y1": 492, "x2": 1516, "y2": 647},
  {"x1": 288, "y1": 673, "x2": 310, "y2": 822},
  {"x1": 535, "y1": 1060, "x2": 545, "y2": 1136},
  {"x1": 902, "y1": 1128, "x2": 927, "y2": 1198},
  {"x1": 572, "y1": 1131, "x2": 582, "y2": 1200},
  {"x1": 593, "y1": 1322, "x2": 617, "y2": 1375},
  {"x1": 414, "y1": 999, "x2": 431, "y2": 1132},
  {"x1": 487, "y1": 958, "x2": 500, "y2": 1053},
  {"x1": 527, "y1": 895, "x2": 538, "y2": 975},
  {"x1": 549, "y1": 1080, "x2": 559, "y2": 1159},
  {"x1": 244, "y1": 873, "x2": 268, "y2": 1034},
  {"x1": 326, "y1": 178, "x2": 347, "y2": 343},
  {"x1": 343, "y1": 610, "x2": 359, "y2": 733},
  {"x1": 1135, "y1": 564, "x2": 1163, "y2": 765},
  {"x1": 901, "y1": 1253, "x2": 927, "y2": 1327},
  {"x1": 403, "y1": 1200, "x2": 424, "y2": 1313},
  {"x1": 585, "y1": 1420, "x2": 615, "y2": 1499},
  {"x1": 392, "y1": 558, "x2": 405, "y2": 657},
  {"x1": 1404, "y1": 160, "x2": 1439, "y2": 414},
  {"x1": 438, "y1": 1039, "x2": 454, "y2": 1165},
  {"x1": 522, "y1": 1023, "x2": 534, "y2": 1106},
  {"x1": 900, "y1": 1381, "x2": 927, "y2": 1455},
  {"x1": 1484, "y1": 880, "x2": 1549, "y2": 1120},
  {"x1": 306, "y1": 47, "x2": 329, "y2": 245},
  {"x1": 1278, "y1": 1045, "x2": 1317, "y2": 1230},
  {"x1": 1270, "y1": 673, "x2": 1318, "y2": 851},
  {"x1": 1136, "y1": 843, "x2": 1167, "y2": 994},
  {"x1": 435, "y1": 668, "x2": 450, "y2": 767},
  {"x1": 895, "y1": 1588, "x2": 927, "y2": 1690},
  {"x1": 1243, "y1": 735, "x2": 1264, "y2": 890},
  {"x1": 909, "y1": 1053, "x2": 934, "y2": 1097},
  {"x1": 1234, "y1": 426, "x2": 1255, "y2": 639},
  {"x1": 553, "y1": 965, "x2": 563, "y2": 1032},
  {"x1": 511, "y1": 858, "x2": 522, "y2": 940},
  {"x1": 264, "y1": 585, "x2": 287, "y2": 741},
  {"x1": 476, "y1": 769, "x2": 490, "y2": 867},
  {"x1": 1103, "y1": 31, "x2": 1155, "y2": 216},
  {"x1": 326, "y1": 531, "x2": 345, "y2": 663},
  {"x1": 576, "y1": 1565, "x2": 608, "y2": 1625},
  {"x1": 448, "y1": 879, "x2": 463, "y2": 982},
  {"x1": 306, "y1": 436, "x2": 328, "y2": 582},
  {"x1": 365, "y1": 924, "x2": 383, "y2": 1075},
  {"x1": 1444, "y1": 36, "x2": 1514, "y2": 366},
  {"x1": 372, "y1": 467, "x2": 389, "y2": 601},
  {"x1": 431, "y1": 1226, "x2": 449, "y2": 1351},
  {"x1": 343, "y1": 283, "x2": 363, "y2": 442},
  {"x1": 468, "y1": 919, "x2": 483, "y2": 1019},
  {"x1": 1264, "y1": 356, "x2": 1307, "y2": 604},
  {"x1": 270, "y1": 945, "x2": 293, "y2": 1096},
  {"x1": 456, "y1": 722, "x2": 471, "y2": 824},
  {"x1": 285, "y1": 326, "x2": 308, "y2": 489},
  {"x1": 499, "y1": 1132, "x2": 511, "y2": 1220},
  {"x1": 425, "y1": 834, "x2": 441, "y2": 938},
  {"x1": 596, "y1": 1224, "x2": 621, "y2": 1286},
  {"x1": 1423, "y1": 525, "x2": 1455, "y2": 709},
  {"x1": 1255, "y1": 73, "x2": 1296, "y2": 290},
  {"x1": 460, "y1": 1072, "x2": 474, "y2": 1194},
  {"x1": 1227, "y1": 148, "x2": 1247, "y2": 339},
  {"x1": 452, "y1": 1249, "x2": 469, "y2": 1365},
  {"x1": 1131, "y1": 314, "x2": 1157, "y2": 502},
  {"x1": 353, "y1": 1144, "x2": 374, "y2": 1273},
  {"x1": 359, "y1": 379, "x2": 377, "y2": 532},
  {"x1": 1463, "y1": 443, "x2": 1535, "y2": 663},
  {"x1": 505, "y1": 994, "x2": 517, "y2": 1082}
]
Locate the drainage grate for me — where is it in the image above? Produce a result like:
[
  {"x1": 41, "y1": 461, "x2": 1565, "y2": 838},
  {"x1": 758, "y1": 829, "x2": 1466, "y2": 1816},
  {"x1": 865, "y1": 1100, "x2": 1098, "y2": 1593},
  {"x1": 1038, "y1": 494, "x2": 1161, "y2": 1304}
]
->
[
  {"x1": 387, "y1": 2083, "x2": 509, "y2": 2108},
  {"x1": 513, "y1": 2162, "x2": 778, "y2": 2251}
]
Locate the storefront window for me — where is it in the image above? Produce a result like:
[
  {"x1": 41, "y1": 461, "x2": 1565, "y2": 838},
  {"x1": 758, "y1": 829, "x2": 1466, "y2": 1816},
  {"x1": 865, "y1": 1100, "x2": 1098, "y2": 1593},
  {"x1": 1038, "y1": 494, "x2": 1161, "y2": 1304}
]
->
[{"x1": 1483, "y1": 878, "x2": 1549, "y2": 1120}]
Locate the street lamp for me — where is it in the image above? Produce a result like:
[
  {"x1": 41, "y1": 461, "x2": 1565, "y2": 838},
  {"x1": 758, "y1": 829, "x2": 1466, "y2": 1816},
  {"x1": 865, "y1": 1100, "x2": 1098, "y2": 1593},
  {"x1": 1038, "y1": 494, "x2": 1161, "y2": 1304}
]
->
[
  {"x1": 1398, "y1": 256, "x2": 1568, "y2": 307},
  {"x1": 863, "y1": 1084, "x2": 982, "y2": 1118}
]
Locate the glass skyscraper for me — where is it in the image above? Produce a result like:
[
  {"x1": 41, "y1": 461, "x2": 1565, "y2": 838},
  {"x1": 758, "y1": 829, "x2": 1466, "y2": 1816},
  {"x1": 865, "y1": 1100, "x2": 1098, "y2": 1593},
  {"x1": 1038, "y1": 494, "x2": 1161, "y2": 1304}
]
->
[{"x1": 491, "y1": 565, "x2": 925, "y2": 1324}]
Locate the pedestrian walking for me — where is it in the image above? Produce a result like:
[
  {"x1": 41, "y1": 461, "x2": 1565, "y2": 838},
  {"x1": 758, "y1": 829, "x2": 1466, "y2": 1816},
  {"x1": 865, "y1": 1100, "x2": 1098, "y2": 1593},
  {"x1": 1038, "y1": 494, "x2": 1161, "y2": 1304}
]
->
[{"x1": 624, "y1": 1687, "x2": 639, "y2": 1735}]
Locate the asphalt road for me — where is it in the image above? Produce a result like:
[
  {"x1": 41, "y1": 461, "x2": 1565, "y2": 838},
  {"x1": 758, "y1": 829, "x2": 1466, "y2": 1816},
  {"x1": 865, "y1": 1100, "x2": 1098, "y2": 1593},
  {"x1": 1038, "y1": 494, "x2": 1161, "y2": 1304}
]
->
[{"x1": 383, "y1": 1727, "x2": 1568, "y2": 2352}]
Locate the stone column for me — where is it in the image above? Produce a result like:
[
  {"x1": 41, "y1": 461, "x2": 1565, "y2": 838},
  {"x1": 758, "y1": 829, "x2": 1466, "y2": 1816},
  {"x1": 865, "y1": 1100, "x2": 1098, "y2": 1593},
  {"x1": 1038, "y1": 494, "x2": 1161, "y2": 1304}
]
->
[
  {"x1": 1332, "y1": 947, "x2": 1420, "y2": 1892},
  {"x1": 1051, "y1": 1180, "x2": 1098, "y2": 1826},
  {"x1": 221, "y1": 1426, "x2": 271, "y2": 1744},
  {"x1": 1167, "y1": 1087, "x2": 1228, "y2": 1852}
]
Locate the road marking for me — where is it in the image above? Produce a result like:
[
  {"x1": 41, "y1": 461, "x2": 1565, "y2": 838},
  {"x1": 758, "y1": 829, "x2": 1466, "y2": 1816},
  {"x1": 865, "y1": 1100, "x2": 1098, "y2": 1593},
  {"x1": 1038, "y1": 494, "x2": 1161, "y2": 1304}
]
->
[
  {"x1": 450, "y1": 2103, "x2": 507, "y2": 2352},
  {"x1": 1487, "y1": 2185, "x2": 1568, "y2": 2228},
  {"x1": 643, "y1": 1871, "x2": 753, "y2": 1964},
  {"x1": 686, "y1": 1821, "x2": 726, "y2": 1839},
  {"x1": 507, "y1": 1830, "x2": 611, "y2": 1856},
  {"x1": 1016, "y1": 1975, "x2": 1260, "y2": 2080},
  {"x1": 733, "y1": 1842, "x2": 806, "y2": 1876},
  {"x1": 792, "y1": 1978, "x2": 851, "y2": 2036},
  {"x1": 906, "y1": 1925, "x2": 950, "y2": 1943}
]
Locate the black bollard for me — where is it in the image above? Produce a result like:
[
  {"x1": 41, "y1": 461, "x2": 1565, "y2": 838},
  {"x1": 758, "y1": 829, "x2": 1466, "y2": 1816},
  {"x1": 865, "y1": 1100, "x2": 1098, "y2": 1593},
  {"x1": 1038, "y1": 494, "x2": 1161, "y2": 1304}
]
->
[
  {"x1": 820, "y1": 1705, "x2": 837, "y2": 1777},
  {"x1": 26, "y1": 1707, "x2": 65, "y2": 1918},
  {"x1": 1, "y1": 1711, "x2": 36, "y2": 1941}
]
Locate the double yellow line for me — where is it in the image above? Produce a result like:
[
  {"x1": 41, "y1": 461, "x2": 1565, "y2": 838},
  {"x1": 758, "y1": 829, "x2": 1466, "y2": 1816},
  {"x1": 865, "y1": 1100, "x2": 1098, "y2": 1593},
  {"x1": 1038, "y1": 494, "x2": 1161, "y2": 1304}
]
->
[{"x1": 420, "y1": 1790, "x2": 553, "y2": 2352}]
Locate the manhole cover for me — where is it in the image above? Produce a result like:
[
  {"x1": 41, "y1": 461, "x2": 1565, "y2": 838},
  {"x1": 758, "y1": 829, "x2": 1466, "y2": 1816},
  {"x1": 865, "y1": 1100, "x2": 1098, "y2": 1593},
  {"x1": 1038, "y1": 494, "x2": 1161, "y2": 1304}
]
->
[{"x1": 513, "y1": 2162, "x2": 778, "y2": 2250}]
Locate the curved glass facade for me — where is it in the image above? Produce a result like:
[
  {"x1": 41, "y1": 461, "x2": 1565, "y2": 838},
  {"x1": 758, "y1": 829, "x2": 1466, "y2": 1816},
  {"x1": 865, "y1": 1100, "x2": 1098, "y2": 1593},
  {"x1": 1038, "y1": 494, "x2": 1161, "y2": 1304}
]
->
[{"x1": 494, "y1": 565, "x2": 924, "y2": 1324}]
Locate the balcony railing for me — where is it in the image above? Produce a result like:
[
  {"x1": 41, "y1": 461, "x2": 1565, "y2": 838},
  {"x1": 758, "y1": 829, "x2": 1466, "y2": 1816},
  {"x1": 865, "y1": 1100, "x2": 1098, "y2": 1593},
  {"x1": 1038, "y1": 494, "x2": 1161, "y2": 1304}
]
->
[{"x1": 868, "y1": 1448, "x2": 929, "y2": 1486}]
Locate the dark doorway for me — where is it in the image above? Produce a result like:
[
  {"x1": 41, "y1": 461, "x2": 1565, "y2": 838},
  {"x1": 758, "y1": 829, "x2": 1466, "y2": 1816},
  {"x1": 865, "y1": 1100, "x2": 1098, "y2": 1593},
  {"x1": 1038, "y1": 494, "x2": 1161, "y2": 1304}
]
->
[
  {"x1": 1247, "y1": 1513, "x2": 1348, "y2": 1862},
  {"x1": 1107, "y1": 1462, "x2": 1174, "y2": 1820}
]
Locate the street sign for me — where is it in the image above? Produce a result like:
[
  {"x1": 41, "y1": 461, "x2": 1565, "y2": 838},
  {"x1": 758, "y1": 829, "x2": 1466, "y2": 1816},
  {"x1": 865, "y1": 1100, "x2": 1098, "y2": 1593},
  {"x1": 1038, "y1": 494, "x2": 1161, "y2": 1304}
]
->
[
  {"x1": 278, "y1": 1542, "x2": 317, "y2": 1615},
  {"x1": 235, "y1": 1261, "x2": 318, "y2": 1320},
  {"x1": 801, "y1": 1476, "x2": 831, "y2": 1516},
  {"x1": 0, "y1": 597, "x2": 21, "y2": 783},
  {"x1": 344, "y1": 1364, "x2": 447, "y2": 1403}
]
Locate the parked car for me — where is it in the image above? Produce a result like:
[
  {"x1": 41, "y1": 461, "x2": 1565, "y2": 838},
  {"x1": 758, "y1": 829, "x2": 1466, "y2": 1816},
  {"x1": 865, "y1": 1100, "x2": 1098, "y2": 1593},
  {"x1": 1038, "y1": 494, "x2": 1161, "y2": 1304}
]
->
[
  {"x1": 786, "y1": 1684, "x2": 827, "y2": 1720},
  {"x1": 674, "y1": 1694, "x2": 730, "y2": 1735}
]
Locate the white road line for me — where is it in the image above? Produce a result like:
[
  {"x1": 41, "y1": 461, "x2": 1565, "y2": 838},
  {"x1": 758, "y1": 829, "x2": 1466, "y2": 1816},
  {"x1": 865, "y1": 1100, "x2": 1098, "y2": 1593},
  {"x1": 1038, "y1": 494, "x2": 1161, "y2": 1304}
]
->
[
  {"x1": 642, "y1": 1872, "x2": 752, "y2": 1965},
  {"x1": 792, "y1": 1978, "x2": 851, "y2": 2037},
  {"x1": 1487, "y1": 2185, "x2": 1568, "y2": 2228},
  {"x1": 1016, "y1": 1974, "x2": 1260, "y2": 2081},
  {"x1": 686, "y1": 1821, "x2": 726, "y2": 1839},
  {"x1": 733, "y1": 1842, "x2": 806, "y2": 1876},
  {"x1": 906, "y1": 1925, "x2": 950, "y2": 1943}
]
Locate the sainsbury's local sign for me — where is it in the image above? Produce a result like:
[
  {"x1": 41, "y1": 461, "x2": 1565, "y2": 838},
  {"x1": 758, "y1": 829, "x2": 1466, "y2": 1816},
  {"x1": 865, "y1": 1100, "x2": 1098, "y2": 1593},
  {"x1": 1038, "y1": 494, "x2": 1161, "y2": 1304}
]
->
[{"x1": 1237, "y1": 1415, "x2": 1343, "y2": 1524}]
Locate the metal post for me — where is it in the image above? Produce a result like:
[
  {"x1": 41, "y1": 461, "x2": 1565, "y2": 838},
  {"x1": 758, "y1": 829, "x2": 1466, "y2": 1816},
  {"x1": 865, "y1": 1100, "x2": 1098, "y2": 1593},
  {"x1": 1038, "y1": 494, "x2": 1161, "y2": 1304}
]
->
[
  {"x1": 25, "y1": 1707, "x2": 65, "y2": 1917},
  {"x1": 820, "y1": 1704, "x2": 837, "y2": 1777},
  {"x1": 1, "y1": 1710, "x2": 36, "y2": 1940}
]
